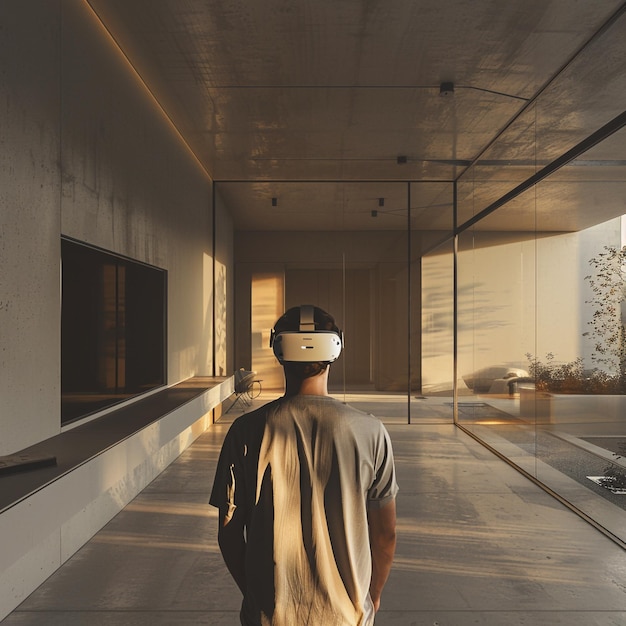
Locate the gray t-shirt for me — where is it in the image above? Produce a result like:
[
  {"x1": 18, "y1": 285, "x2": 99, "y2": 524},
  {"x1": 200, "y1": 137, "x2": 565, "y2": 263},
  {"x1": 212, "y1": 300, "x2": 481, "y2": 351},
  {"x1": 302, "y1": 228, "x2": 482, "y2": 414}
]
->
[{"x1": 210, "y1": 395, "x2": 398, "y2": 626}]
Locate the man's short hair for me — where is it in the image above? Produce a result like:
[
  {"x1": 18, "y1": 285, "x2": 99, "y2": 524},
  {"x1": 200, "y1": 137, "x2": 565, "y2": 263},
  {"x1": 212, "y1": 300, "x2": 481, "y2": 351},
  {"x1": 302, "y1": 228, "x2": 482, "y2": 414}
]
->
[{"x1": 273, "y1": 305, "x2": 340, "y2": 380}]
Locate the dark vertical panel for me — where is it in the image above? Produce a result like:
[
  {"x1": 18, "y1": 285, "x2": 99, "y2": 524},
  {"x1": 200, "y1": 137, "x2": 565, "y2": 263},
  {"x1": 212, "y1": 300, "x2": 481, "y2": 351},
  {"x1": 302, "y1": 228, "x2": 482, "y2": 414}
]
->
[{"x1": 61, "y1": 237, "x2": 166, "y2": 424}]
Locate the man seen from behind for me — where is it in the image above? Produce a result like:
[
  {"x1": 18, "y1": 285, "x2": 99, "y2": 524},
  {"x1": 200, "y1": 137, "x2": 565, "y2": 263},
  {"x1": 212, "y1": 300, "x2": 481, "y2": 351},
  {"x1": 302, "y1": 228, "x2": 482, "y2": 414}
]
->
[{"x1": 210, "y1": 305, "x2": 398, "y2": 625}]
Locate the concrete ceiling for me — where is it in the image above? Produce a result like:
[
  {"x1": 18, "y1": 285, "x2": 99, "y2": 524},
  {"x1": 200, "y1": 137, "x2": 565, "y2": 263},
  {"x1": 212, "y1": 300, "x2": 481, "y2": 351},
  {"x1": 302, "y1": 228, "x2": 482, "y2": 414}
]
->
[{"x1": 88, "y1": 0, "x2": 626, "y2": 234}]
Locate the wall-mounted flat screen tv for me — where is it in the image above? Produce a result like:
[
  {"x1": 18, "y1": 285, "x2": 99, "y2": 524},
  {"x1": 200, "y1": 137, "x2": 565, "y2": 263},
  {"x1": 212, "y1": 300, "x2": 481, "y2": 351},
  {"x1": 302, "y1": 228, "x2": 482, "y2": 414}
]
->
[{"x1": 61, "y1": 237, "x2": 167, "y2": 425}]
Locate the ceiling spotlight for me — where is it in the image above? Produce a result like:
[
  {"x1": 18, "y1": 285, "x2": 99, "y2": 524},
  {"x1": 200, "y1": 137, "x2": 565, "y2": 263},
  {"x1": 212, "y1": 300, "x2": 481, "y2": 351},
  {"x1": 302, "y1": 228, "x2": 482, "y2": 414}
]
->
[
  {"x1": 378, "y1": 198, "x2": 385, "y2": 207},
  {"x1": 371, "y1": 210, "x2": 378, "y2": 217},
  {"x1": 271, "y1": 197, "x2": 278, "y2": 207},
  {"x1": 439, "y1": 81, "x2": 454, "y2": 97},
  {"x1": 397, "y1": 155, "x2": 407, "y2": 164}
]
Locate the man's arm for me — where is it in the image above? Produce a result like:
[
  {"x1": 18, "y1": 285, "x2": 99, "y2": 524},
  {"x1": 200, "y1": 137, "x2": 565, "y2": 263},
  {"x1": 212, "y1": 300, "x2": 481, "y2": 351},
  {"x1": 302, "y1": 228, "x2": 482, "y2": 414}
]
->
[
  {"x1": 217, "y1": 508, "x2": 247, "y2": 594},
  {"x1": 368, "y1": 499, "x2": 397, "y2": 612}
]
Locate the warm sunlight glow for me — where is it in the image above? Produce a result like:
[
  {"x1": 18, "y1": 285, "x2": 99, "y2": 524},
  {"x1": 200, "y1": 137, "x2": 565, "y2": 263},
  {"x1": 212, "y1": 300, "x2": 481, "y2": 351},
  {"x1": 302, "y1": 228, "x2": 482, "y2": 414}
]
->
[
  {"x1": 251, "y1": 272, "x2": 284, "y2": 390},
  {"x1": 82, "y1": 0, "x2": 210, "y2": 180},
  {"x1": 214, "y1": 260, "x2": 227, "y2": 375},
  {"x1": 124, "y1": 501, "x2": 217, "y2": 517},
  {"x1": 93, "y1": 531, "x2": 217, "y2": 553}
]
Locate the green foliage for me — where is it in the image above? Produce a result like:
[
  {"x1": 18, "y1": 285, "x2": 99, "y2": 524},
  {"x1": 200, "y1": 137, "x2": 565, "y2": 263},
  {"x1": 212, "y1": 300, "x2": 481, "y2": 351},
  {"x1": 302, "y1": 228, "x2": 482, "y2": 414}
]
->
[
  {"x1": 525, "y1": 352, "x2": 624, "y2": 394},
  {"x1": 527, "y1": 245, "x2": 626, "y2": 395},
  {"x1": 527, "y1": 246, "x2": 626, "y2": 491},
  {"x1": 583, "y1": 245, "x2": 626, "y2": 388}
]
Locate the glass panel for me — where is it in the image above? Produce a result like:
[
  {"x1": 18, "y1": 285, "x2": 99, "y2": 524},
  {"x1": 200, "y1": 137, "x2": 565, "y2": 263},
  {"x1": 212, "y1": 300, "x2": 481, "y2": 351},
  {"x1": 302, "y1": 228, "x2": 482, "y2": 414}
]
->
[
  {"x1": 410, "y1": 181, "x2": 454, "y2": 252},
  {"x1": 456, "y1": 187, "x2": 538, "y2": 474},
  {"x1": 415, "y1": 182, "x2": 455, "y2": 422},
  {"x1": 532, "y1": 124, "x2": 626, "y2": 543},
  {"x1": 456, "y1": 103, "x2": 538, "y2": 227},
  {"x1": 239, "y1": 182, "x2": 413, "y2": 422},
  {"x1": 534, "y1": 11, "x2": 626, "y2": 165},
  {"x1": 451, "y1": 10, "x2": 626, "y2": 547},
  {"x1": 456, "y1": 123, "x2": 626, "y2": 545},
  {"x1": 341, "y1": 184, "x2": 410, "y2": 422},
  {"x1": 420, "y1": 238, "x2": 455, "y2": 422},
  {"x1": 239, "y1": 180, "x2": 458, "y2": 425}
]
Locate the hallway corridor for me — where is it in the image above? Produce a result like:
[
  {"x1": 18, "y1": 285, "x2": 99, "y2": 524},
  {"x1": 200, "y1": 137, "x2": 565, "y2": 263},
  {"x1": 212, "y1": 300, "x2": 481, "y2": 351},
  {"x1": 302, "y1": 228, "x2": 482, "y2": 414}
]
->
[{"x1": 3, "y1": 398, "x2": 626, "y2": 625}]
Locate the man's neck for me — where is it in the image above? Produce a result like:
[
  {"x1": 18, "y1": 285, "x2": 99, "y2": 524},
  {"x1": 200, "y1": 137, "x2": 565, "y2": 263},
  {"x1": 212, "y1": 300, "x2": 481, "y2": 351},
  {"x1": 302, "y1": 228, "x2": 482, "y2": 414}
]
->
[{"x1": 284, "y1": 368, "x2": 329, "y2": 396}]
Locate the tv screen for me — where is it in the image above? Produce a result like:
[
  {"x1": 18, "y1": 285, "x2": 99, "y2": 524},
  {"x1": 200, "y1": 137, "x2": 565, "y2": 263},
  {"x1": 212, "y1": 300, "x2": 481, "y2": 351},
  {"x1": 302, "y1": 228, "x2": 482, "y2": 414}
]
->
[{"x1": 61, "y1": 237, "x2": 167, "y2": 424}]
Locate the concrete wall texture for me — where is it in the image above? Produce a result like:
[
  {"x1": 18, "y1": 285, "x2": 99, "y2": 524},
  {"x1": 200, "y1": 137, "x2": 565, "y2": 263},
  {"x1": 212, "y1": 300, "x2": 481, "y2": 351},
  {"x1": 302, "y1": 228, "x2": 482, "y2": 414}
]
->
[
  {"x1": 0, "y1": 2, "x2": 233, "y2": 617},
  {"x1": 0, "y1": 0, "x2": 228, "y2": 455}
]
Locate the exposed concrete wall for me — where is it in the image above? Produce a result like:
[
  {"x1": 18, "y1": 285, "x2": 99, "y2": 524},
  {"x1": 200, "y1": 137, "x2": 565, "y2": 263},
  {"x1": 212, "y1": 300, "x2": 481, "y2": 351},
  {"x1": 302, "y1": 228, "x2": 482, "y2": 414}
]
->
[
  {"x1": 0, "y1": 0, "x2": 228, "y2": 455},
  {"x1": 0, "y1": 0, "x2": 234, "y2": 617},
  {"x1": 0, "y1": 1, "x2": 62, "y2": 453},
  {"x1": 59, "y1": 0, "x2": 214, "y2": 387}
]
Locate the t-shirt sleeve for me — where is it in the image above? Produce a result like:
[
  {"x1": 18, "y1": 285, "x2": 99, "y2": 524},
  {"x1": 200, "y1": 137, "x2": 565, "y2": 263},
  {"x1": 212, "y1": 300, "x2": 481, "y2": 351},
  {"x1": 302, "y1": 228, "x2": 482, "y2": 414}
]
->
[
  {"x1": 209, "y1": 427, "x2": 240, "y2": 521},
  {"x1": 366, "y1": 424, "x2": 399, "y2": 509}
]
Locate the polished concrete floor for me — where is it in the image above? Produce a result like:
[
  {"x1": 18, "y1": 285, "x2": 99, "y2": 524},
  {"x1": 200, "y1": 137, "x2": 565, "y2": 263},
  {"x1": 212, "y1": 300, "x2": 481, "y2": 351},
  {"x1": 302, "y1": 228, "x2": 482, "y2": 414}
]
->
[{"x1": 3, "y1": 394, "x2": 626, "y2": 625}]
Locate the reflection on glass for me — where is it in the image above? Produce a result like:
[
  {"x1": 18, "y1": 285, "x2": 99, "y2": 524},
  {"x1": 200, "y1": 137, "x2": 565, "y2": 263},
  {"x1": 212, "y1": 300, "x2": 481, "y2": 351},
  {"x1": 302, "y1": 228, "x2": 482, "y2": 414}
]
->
[
  {"x1": 421, "y1": 241, "x2": 455, "y2": 394},
  {"x1": 244, "y1": 181, "x2": 459, "y2": 426},
  {"x1": 420, "y1": 239, "x2": 455, "y2": 423},
  {"x1": 456, "y1": 104, "x2": 538, "y2": 228},
  {"x1": 454, "y1": 108, "x2": 626, "y2": 544}
]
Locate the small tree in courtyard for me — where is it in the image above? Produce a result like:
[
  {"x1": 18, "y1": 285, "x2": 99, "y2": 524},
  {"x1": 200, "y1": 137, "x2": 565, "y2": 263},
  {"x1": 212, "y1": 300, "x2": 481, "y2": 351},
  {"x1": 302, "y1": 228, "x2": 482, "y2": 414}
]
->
[{"x1": 583, "y1": 245, "x2": 626, "y2": 393}]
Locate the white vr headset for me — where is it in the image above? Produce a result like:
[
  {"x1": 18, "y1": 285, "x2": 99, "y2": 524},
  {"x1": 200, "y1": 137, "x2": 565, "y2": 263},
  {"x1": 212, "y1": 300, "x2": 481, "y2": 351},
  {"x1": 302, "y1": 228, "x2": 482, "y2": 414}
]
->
[{"x1": 270, "y1": 305, "x2": 343, "y2": 363}]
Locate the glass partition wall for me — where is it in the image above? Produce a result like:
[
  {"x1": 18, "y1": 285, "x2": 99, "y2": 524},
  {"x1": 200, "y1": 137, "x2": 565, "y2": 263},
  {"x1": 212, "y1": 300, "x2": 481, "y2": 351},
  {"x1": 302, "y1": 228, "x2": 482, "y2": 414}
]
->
[
  {"x1": 240, "y1": 128, "x2": 626, "y2": 543},
  {"x1": 237, "y1": 7, "x2": 626, "y2": 546},
  {"x1": 451, "y1": 7, "x2": 626, "y2": 545},
  {"x1": 257, "y1": 181, "x2": 456, "y2": 426},
  {"x1": 455, "y1": 130, "x2": 626, "y2": 545}
]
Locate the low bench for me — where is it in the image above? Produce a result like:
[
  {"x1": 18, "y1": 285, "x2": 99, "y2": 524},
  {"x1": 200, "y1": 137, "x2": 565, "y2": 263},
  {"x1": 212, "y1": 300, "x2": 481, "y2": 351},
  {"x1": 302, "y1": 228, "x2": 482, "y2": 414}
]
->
[
  {"x1": 0, "y1": 376, "x2": 230, "y2": 513},
  {"x1": 0, "y1": 375, "x2": 233, "y2": 620}
]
